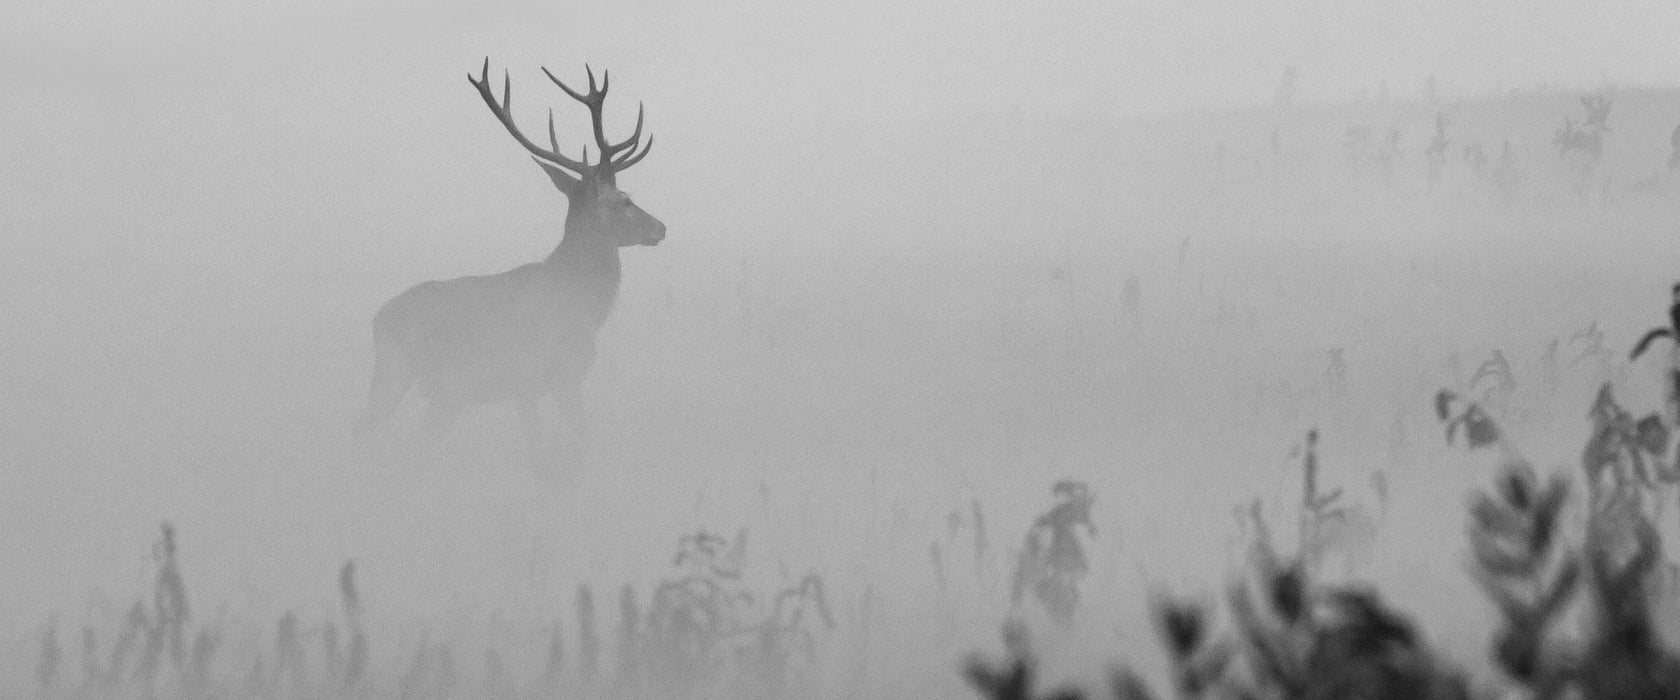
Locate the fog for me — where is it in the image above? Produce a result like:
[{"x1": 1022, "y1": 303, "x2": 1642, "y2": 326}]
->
[{"x1": 5, "y1": 1, "x2": 1680, "y2": 698}]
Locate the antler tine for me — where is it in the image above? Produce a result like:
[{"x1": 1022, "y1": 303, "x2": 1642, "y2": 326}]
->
[
  {"x1": 543, "y1": 65, "x2": 644, "y2": 172},
  {"x1": 605, "y1": 103, "x2": 644, "y2": 155},
  {"x1": 533, "y1": 63, "x2": 652, "y2": 177},
  {"x1": 543, "y1": 66, "x2": 595, "y2": 106},
  {"x1": 621, "y1": 103, "x2": 645, "y2": 151},
  {"x1": 468, "y1": 58, "x2": 591, "y2": 175},
  {"x1": 610, "y1": 134, "x2": 653, "y2": 170}
]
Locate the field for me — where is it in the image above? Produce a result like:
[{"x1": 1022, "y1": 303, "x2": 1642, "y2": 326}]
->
[{"x1": 4, "y1": 61, "x2": 1680, "y2": 698}]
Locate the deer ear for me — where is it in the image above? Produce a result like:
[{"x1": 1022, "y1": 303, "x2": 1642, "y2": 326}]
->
[{"x1": 532, "y1": 158, "x2": 582, "y2": 197}]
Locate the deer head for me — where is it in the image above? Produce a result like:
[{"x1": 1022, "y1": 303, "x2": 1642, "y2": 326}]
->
[{"x1": 468, "y1": 59, "x2": 664, "y2": 248}]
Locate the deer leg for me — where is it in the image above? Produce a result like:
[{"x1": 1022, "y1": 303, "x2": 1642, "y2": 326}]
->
[
  {"x1": 417, "y1": 399, "x2": 463, "y2": 446},
  {"x1": 554, "y1": 389, "x2": 592, "y2": 451},
  {"x1": 517, "y1": 396, "x2": 546, "y2": 459},
  {"x1": 354, "y1": 344, "x2": 412, "y2": 439}
]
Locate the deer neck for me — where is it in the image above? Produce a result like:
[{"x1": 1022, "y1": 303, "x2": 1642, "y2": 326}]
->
[{"x1": 543, "y1": 212, "x2": 623, "y2": 323}]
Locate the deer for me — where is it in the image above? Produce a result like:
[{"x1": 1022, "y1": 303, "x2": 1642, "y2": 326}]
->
[{"x1": 354, "y1": 59, "x2": 665, "y2": 462}]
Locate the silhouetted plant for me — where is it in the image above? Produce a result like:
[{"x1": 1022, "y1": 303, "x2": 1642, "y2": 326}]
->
[
  {"x1": 1149, "y1": 595, "x2": 1232, "y2": 698},
  {"x1": 187, "y1": 626, "x2": 218, "y2": 696},
  {"x1": 1436, "y1": 389, "x2": 1502, "y2": 449},
  {"x1": 1553, "y1": 93, "x2": 1612, "y2": 199},
  {"x1": 1571, "y1": 321, "x2": 1614, "y2": 375},
  {"x1": 638, "y1": 527, "x2": 833, "y2": 697},
  {"x1": 484, "y1": 645, "x2": 517, "y2": 699},
  {"x1": 38, "y1": 621, "x2": 58, "y2": 693},
  {"x1": 395, "y1": 632, "x2": 435, "y2": 699},
  {"x1": 1373, "y1": 128, "x2": 1403, "y2": 184},
  {"x1": 1574, "y1": 501, "x2": 1680, "y2": 697},
  {"x1": 642, "y1": 529, "x2": 752, "y2": 693},
  {"x1": 738, "y1": 573, "x2": 834, "y2": 695},
  {"x1": 340, "y1": 559, "x2": 368, "y2": 692},
  {"x1": 1582, "y1": 384, "x2": 1673, "y2": 510},
  {"x1": 615, "y1": 582, "x2": 643, "y2": 697},
  {"x1": 1296, "y1": 429, "x2": 1373, "y2": 574},
  {"x1": 1469, "y1": 452, "x2": 1680, "y2": 698},
  {"x1": 79, "y1": 625, "x2": 99, "y2": 691},
  {"x1": 1426, "y1": 113, "x2": 1451, "y2": 184},
  {"x1": 1221, "y1": 510, "x2": 1470, "y2": 700},
  {"x1": 273, "y1": 611, "x2": 305, "y2": 694},
  {"x1": 975, "y1": 519, "x2": 1467, "y2": 699},
  {"x1": 1456, "y1": 381, "x2": 1680, "y2": 698},
  {"x1": 1468, "y1": 458, "x2": 1578, "y2": 695},
  {"x1": 543, "y1": 617, "x2": 566, "y2": 692},
  {"x1": 963, "y1": 621, "x2": 1083, "y2": 700},
  {"x1": 578, "y1": 583, "x2": 600, "y2": 689},
  {"x1": 1011, "y1": 481, "x2": 1096, "y2": 623}
]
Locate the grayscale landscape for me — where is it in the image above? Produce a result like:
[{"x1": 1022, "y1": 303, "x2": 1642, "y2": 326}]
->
[{"x1": 4, "y1": 1, "x2": 1680, "y2": 698}]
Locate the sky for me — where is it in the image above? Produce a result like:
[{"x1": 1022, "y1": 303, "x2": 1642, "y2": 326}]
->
[{"x1": 6, "y1": 0, "x2": 1678, "y2": 126}]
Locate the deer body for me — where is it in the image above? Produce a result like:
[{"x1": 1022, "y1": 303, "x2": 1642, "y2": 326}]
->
[
  {"x1": 371, "y1": 246, "x2": 615, "y2": 403},
  {"x1": 357, "y1": 60, "x2": 662, "y2": 458}
]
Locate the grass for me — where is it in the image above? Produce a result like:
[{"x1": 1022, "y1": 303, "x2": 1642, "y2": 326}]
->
[
  {"x1": 36, "y1": 527, "x2": 834, "y2": 699},
  {"x1": 46, "y1": 376, "x2": 1680, "y2": 698}
]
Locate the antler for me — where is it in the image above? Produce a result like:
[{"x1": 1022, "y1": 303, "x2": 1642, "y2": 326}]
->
[
  {"x1": 468, "y1": 58, "x2": 597, "y2": 179},
  {"x1": 542, "y1": 64, "x2": 653, "y2": 182},
  {"x1": 468, "y1": 59, "x2": 653, "y2": 184}
]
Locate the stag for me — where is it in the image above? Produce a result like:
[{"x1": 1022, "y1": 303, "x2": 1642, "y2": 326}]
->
[{"x1": 355, "y1": 59, "x2": 664, "y2": 460}]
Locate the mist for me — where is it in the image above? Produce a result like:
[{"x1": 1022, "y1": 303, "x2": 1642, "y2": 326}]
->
[{"x1": 5, "y1": 1, "x2": 1680, "y2": 697}]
